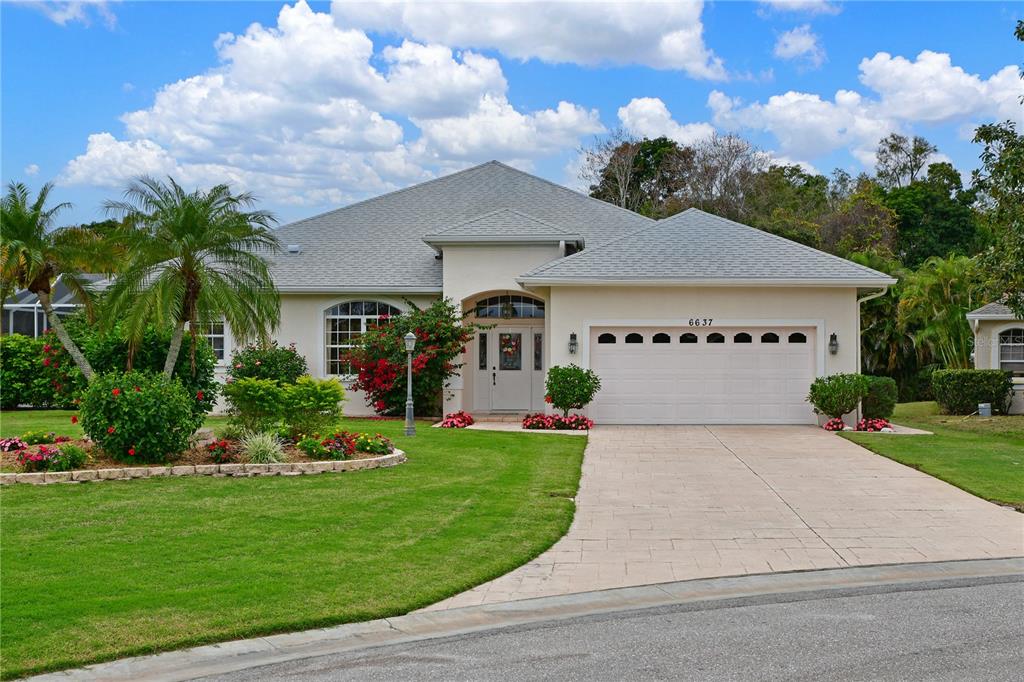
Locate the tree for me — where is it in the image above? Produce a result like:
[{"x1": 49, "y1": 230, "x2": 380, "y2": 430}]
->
[
  {"x1": 820, "y1": 179, "x2": 898, "y2": 256},
  {"x1": 103, "y1": 176, "x2": 282, "y2": 377},
  {"x1": 746, "y1": 165, "x2": 831, "y2": 247},
  {"x1": 972, "y1": 121, "x2": 1024, "y2": 318},
  {"x1": 875, "y1": 133, "x2": 938, "y2": 189},
  {"x1": 884, "y1": 162, "x2": 982, "y2": 267},
  {"x1": 583, "y1": 133, "x2": 694, "y2": 217},
  {"x1": 687, "y1": 133, "x2": 768, "y2": 221},
  {"x1": 581, "y1": 129, "x2": 643, "y2": 211},
  {"x1": 0, "y1": 182, "x2": 110, "y2": 380}
]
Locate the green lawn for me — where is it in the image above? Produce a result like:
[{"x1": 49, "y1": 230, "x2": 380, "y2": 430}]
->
[
  {"x1": 843, "y1": 402, "x2": 1024, "y2": 510},
  {"x1": 0, "y1": 409, "x2": 231, "y2": 439},
  {"x1": 0, "y1": 416, "x2": 585, "y2": 679}
]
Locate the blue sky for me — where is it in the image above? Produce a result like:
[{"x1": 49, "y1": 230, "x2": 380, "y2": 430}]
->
[{"x1": 2, "y1": 1, "x2": 1021, "y2": 225}]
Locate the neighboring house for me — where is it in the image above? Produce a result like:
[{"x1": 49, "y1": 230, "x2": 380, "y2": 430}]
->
[
  {"x1": 253, "y1": 160, "x2": 894, "y2": 424},
  {"x1": 1, "y1": 274, "x2": 110, "y2": 337},
  {"x1": 967, "y1": 302, "x2": 1024, "y2": 415}
]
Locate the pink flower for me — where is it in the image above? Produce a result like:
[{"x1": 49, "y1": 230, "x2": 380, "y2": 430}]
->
[
  {"x1": 255, "y1": 360, "x2": 262, "y2": 366},
  {"x1": 234, "y1": 363, "x2": 242, "y2": 369},
  {"x1": 42, "y1": 358, "x2": 51, "y2": 367}
]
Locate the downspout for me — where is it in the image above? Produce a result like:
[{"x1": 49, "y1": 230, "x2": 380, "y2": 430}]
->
[{"x1": 856, "y1": 287, "x2": 889, "y2": 423}]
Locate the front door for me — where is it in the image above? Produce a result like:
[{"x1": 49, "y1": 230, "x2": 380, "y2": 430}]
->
[{"x1": 475, "y1": 328, "x2": 543, "y2": 411}]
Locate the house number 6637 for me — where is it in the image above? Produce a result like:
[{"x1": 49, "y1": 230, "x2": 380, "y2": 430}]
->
[{"x1": 688, "y1": 318, "x2": 713, "y2": 326}]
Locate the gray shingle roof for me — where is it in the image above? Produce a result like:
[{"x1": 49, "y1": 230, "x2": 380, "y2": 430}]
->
[
  {"x1": 423, "y1": 208, "x2": 582, "y2": 245},
  {"x1": 967, "y1": 302, "x2": 1018, "y2": 319},
  {"x1": 268, "y1": 161, "x2": 651, "y2": 291},
  {"x1": 518, "y1": 208, "x2": 896, "y2": 286}
]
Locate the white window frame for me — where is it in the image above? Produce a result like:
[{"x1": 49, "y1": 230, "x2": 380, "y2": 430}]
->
[
  {"x1": 995, "y1": 325, "x2": 1024, "y2": 377},
  {"x1": 203, "y1": 320, "x2": 229, "y2": 365},
  {"x1": 323, "y1": 301, "x2": 403, "y2": 378}
]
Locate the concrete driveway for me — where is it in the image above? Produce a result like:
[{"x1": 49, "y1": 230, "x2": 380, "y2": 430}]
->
[{"x1": 427, "y1": 425, "x2": 1023, "y2": 610}]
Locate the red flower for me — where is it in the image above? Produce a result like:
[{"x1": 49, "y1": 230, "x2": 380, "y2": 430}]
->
[
  {"x1": 42, "y1": 358, "x2": 51, "y2": 367},
  {"x1": 71, "y1": 415, "x2": 78, "y2": 424},
  {"x1": 544, "y1": 395, "x2": 553, "y2": 404},
  {"x1": 196, "y1": 391, "x2": 204, "y2": 401},
  {"x1": 107, "y1": 426, "x2": 115, "y2": 434},
  {"x1": 112, "y1": 388, "x2": 121, "y2": 396},
  {"x1": 134, "y1": 386, "x2": 141, "y2": 392},
  {"x1": 128, "y1": 448, "x2": 135, "y2": 456},
  {"x1": 43, "y1": 344, "x2": 52, "y2": 352}
]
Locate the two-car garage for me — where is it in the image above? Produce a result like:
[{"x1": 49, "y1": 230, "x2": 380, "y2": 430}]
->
[{"x1": 587, "y1": 326, "x2": 818, "y2": 425}]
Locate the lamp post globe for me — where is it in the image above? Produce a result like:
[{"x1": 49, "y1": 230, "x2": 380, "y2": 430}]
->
[{"x1": 404, "y1": 332, "x2": 416, "y2": 436}]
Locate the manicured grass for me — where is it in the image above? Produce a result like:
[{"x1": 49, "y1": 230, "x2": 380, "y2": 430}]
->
[
  {"x1": 0, "y1": 409, "x2": 231, "y2": 440},
  {"x1": 0, "y1": 419, "x2": 585, "y2": 679},
  {"x1": 843, "y1": 402, "x2": 1024, "y2": 510}
]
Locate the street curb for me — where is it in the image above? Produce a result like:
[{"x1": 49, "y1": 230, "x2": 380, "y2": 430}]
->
[{"x1": 29, "y1": 557, "x2": 1023, "y2": 681}]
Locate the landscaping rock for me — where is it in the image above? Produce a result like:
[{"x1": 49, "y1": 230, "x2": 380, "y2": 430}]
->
[
  {"x1": 194, "y1": 464, "x2": 219, "y2": 476},
  {"x1": 244, "y1": 463, "x2": 270, "y2": 475},
  {"x1": 293, "y1": 462, "x2": 314, "y2": 474},
  {"x1": 219, "y1": 463, "x2": 244, "y2": 475},
  {"x1": 44, "y1": 472, "x2": 72, "y2": 484},
  {"x1": 125, "y1": 467, "x2": 150, "y2": 479},
  {"x1": 0, "y1": 473, "x2": 17, "y2": 485},
  {"x1": 266, "y1": 463, "x2": 293, "y2": 474},
  {"x1": 16, "y1": 473, "x2": 46, "y2": 485},
  {"x1": 147, "y1": 467, "x2": 170, "y2": 477},
  {"x1": 96, "y1": 468, "x2": 126, "y2": 480},
  {"x1": 171, "y1": 465, "x2": 195, "y2": 476},
  {"x1": 310, "y1": 461, "x2": 334, "y2": 474},
  {"x1": 72, "y1": 469, "x2": 98, "y2": 481}
]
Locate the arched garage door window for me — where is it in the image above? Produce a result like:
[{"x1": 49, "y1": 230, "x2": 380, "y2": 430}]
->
[{"x1": 325, "y1": 301, "x2": 402, "y2": 376}]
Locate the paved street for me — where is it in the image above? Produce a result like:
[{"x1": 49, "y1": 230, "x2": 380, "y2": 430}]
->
[
  {"x1": 428, "y1": 426, "x2": 1023, "y2": 609},
  {"x1": 210, "y1": 576, "x2": 1024, "y2": 681}
]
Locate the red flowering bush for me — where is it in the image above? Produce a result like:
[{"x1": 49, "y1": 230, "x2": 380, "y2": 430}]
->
[
  {"x1": 346, "y1": 299, "x2": 480, "y2": 417},
  {"x1": 80, "y1": 371, "x2": 201, "y2": 463},
  {"x1": 206, "y1": 439, "x2": 235, "y2": 463},
  {"x1": 522, "y1": 413, "x2": 594, "y2": 431},
  {"x1": 856, "y1": 417, "x2": 892, "y2": 432},
  {"x1": 439, "y1": 411, "x2": 474, "y2": 428},
  {"x1": 822, "y1": 417, "x2": 847, "y2": 431},
  {"x1": 319, "y1": 431, "x2": 358, "y2": 460}
]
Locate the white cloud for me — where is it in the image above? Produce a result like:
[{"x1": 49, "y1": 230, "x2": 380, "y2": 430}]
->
[
  {"x1": 24, "y1": 164, "x2": 40, "y2": 176},
  {"x1": 22, "y1": 0, "x2": 118, "y2": 29},
  {"x1": 758, "y1": 0, "x2": 840, "y2": 15},
  {"x1": 708, "y1": 49, "x2": 1023, "y2": 170},
  {"x1": 331, "y1": 0, "x2": 727, "y2": 80},
  {"x1": 617, "y1": 97, "x2": 715, "y2": 145},
  {"x1": 773, "y1": 25, "x2": 825, "y2": 68},
  {"x1": 60, "y1": 1, "x2": 603, "y2": 207}
]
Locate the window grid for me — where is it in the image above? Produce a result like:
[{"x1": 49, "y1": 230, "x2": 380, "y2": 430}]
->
[
  {"x1": 204, "y1": 321, "x2": 226, "y2": 362},
  {"x1": 474, "y1": 294, "x2": 545, "y2": 319},
  {"x1": 325, "y1": 301, "x2": 402, "y2": 376},
  {"x1": 999, "y1": 328, "x2": 1024, "y2": 376}
]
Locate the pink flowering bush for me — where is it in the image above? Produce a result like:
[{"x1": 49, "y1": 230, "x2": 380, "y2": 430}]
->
[
  {"x1": 0, "y1": 438, "x2": 28, "y2": 452},
  {"x1": 522, "y1": 413, "x2": 594, "y2": 431},
  {"x1": 228, "y1": 341, "x2": 307, "y2": 385},
  {"x1": 822, "y1": 417, "x2": 847, "y2": 431},
  {"x1": 439, "y1": 411, "x2": 474, "y2": 428},
  {"x1": 16, "y1": 443, "x2": 87, "y2": 472},
  {"x1": 856, "y1": 417, "x2": 891, "y2": 432}
]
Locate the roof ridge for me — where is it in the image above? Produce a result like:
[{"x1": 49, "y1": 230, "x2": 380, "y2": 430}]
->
[
  {"x1": 523, "y1": 214, "x2": 668, "y2": 277},
  {"x1": 276, "y1": 161, "x2": 502, "y2": 233},
  {"x1": 427, "y1": 206, "x2": 575, "y2": 237},
  {"x1": 660, "y1": 208, "x2": 894, "y2": 280}
]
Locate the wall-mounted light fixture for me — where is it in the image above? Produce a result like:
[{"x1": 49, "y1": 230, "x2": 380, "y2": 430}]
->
[
  {"x1": 828, "y1": 332, "x2": 839, "y2": 355},
  {"x1": 568, "y1": 332, "x2": 578, "y2": 355}
]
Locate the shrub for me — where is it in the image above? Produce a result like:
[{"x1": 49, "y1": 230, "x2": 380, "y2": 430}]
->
[
  {"x1": 822, "y1": 417, "x2": 847, "y2": 431},
  {"x1": 17, "y1": 445, "x2": 61, "y2": 472},
  {"x1": 932, "y1": 369, "x2": 1013, "y2": 415},
  {"x1": 51, "y1": 444, "x2": 87, "y2": 471},
  {"x1": 21, "y1": 430, "x2": 57, "y2": 445},
  {"x1": 862, "y1": 376, "x2": 898, "y2": 419},
  {"x1": 806, "y1": 373, "x2": 870, "y2": 420},
  {"x1": 545, "y1": 365, "x2": 602, "y2": 417},
  {"x1": 238, "y1": 430, "x2": 285, "y2": 464},
  {"x1": 228, "y1": 341, "x2": 307, "y2": 384},
  {"x1": 0, "y1": 334, "x2": 55, "y2": 408},
  {"x1": 281, "y1": 377, "x2": 345, "y2": 439},
  {"x1": 346, "y1": 298, "x2": 480, "y2": 416},
  {"x1": 354, "y1": 433, "x2": 394, "y2": 455},
  {"x1": 206, "y1": 439, "x2": 235, "y2": 464},
  {"x1": 522, "y1": 413, "x2": 594, "y2": 431},
  {"x1": 222, "y1": 378, "x2": 285, "y2": 433},
  {"x1": 439, "y1": 411, "x2": 474, "y2": 428},
  {"x1": 296, "y1": 436, "x2": 328, "y2": 459},
  {"x1": 80, "y1": 371, "x2": 201, "y2": 463},
  {"x1": 319, "y1": 431, "x2": 357, "y2": 460}
]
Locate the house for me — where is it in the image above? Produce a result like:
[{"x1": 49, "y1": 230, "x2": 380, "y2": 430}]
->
[
  {"x1": 967, "y1": 301, "x2": 1024, "y2": 414},
  {"x1": 234, "y1": 160, "x2": 895, "y2": 424}
]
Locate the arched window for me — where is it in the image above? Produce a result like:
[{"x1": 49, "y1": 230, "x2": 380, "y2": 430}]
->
[
  {"x1": 788, "y1": 332, "x2": 807, "y2": 344},
  {"x1": 707, "y1": 332, "x2": 725, "y2": 344},
  {"x1": 474, "y1": 294, "x2": 545, "y2": 319},
  {"x1": 598, "y1": 332, "x2": 617, "y2": 344},
  {"x1": 999, "y1": 328, "x2": 1024, "y2": 376},
  {"x1": 679, "y1": 333, "x2": 698, "y2": 344},
  {"x1": 325, "y1": 301, "x2": 402, "y2": 376},
  {"x1": 761, "y1": 332, "x2": 780, "y2": 344},
  {"x1": 625, "y1": 333, "x2": 644, "y2": 344},
  {"x1": 652, "y1": 333, "x2": 671, "y2": 344},
  {"x1": 734, "y1": 332, "x2": 752, "y2": 344}
]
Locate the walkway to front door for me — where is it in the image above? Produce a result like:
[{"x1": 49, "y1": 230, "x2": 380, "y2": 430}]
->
[{"x1": 425, "y1": 425, "x2": 1023, "y2": 609}]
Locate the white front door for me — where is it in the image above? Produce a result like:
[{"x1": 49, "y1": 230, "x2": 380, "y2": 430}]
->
[{"x1": 474, "y1": 328, "x2": 544, "y2": 411}]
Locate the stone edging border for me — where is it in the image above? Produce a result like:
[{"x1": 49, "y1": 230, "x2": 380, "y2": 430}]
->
[{"x1": 0, "y1": 450, "x2": 406, "y2": 486}]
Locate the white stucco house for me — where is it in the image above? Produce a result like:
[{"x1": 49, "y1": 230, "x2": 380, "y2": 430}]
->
[
  {"x1": 967, "y1": 301, "x2": 1024, "y2": 414},
  {"x1": 211, "y1": 160, "x2": 897, "y2": 424}
]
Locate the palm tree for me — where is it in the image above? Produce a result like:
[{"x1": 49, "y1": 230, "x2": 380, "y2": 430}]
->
[
  {"x1": 1, "y1": 182, "x2": 110, "y2": 380},
  {"x1": 103, "y1": 176, "x2": 282, "y2": 376}
]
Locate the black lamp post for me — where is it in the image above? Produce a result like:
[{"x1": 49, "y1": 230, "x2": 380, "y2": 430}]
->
[{"x1": 404, "y1": 332, "x2": 416, "y2": 436}]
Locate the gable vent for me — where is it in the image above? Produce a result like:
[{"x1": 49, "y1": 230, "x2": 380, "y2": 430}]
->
[{"x1": 286, "y1": 244, "x2": 302, "y2": 254}]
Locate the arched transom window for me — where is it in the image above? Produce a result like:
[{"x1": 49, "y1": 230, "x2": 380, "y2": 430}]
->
[
  {"x1": 325, "y1": 301, "x2": 402, "y2": 376},
  {"x1": 474, "y1": 294, "x2": 545, "y2": 319},
  {"x1": 999, "y1": 328, "x2": 1024, "y2": 376}
]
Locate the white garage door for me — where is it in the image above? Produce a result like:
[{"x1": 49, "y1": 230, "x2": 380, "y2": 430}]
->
[{"x1": 589, "y1": 326, "x2": 817, "y2": 424}]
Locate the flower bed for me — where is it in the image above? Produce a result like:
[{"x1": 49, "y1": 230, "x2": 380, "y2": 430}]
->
[
  {"x1": 439, "y1": 411, "x2": 474, "y2": 428},
  {"x1": 855, "y1": 417, "x2": 893, "y2": 432},
  {"x1": 522, "y1": 413, "x2": 594, "y2": 431},
  {"x1": 822, "y1": 417, "x2": 847, "y2": 431}
]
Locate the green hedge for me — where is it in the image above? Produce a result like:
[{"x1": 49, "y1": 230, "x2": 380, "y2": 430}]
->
[
  {"x1": 806, "y1": 373, "x2": 869, "y2": 419},
  {"x1": 932, "y1": 369, "x2": 1013, "y2": 415},
  {"x1": 862, "y1": 376, "x2": 898, "y2": 419}
]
